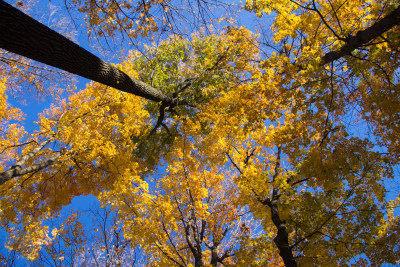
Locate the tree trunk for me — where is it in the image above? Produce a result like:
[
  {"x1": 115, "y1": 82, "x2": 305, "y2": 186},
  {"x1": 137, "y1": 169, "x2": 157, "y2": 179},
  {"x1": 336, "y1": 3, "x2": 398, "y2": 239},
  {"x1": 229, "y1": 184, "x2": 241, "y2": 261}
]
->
[
  {"x1": 268, "y1": 198, "x2": 297, "y2": 267},
  {"x1": 0, "y1": 0, "x2": 171, "y2": 104}
]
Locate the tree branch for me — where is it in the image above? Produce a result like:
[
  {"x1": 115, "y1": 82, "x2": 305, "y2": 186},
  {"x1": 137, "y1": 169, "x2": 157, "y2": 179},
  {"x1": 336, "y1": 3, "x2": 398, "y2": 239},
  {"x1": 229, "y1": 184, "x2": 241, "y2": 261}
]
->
[
  {"x1": 321, "y1": 5, "x2": 400, "y2": 65},
  {"x1": 0, "y1": 137, "x2": 57, "y2": 185}
]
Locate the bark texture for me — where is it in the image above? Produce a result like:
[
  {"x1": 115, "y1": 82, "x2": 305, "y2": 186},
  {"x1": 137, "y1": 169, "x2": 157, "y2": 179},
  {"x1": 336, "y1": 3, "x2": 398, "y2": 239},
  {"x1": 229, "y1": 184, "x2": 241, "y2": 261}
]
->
[{"x1": 0, "y1": 0, "x2": 171, "y2": 103}]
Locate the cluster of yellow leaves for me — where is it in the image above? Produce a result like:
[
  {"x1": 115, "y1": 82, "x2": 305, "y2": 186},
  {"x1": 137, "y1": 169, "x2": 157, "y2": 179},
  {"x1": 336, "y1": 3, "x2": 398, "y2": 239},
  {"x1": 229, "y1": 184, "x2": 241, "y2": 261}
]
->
[
  {"x1": 72, "y1": 0, "x2": 171, "y2": 39},
  {"x1": 0, "y1": 77, "x2": 26, "y2": 174},
  {"x1": 246, "y1": 0, "x2": 397, "y2": 43},
  {"x1": 88, "y1": 23, "x2": 398, "y2": 265},
  {"x1": 155, "y1": 17, "x2": 397, "y2": 265},
  {"x1": 98, "y1": 123, "x2": 277, "y2": 265},
  {"x1": 5, "y1": 218, "x2": 51, "y2": 261},
  {"x1": 245, "y1": 0, "x2": 400, "y2": 160},
  {"x1": 0, "y1": 77, "x2": 24, "y2": 124},
  {"x1": 0, "y1": 78, "x2": 152, "y2": 259},
  {"x1": 93, "y1": 29, "x2": 278, "y2": 265}
]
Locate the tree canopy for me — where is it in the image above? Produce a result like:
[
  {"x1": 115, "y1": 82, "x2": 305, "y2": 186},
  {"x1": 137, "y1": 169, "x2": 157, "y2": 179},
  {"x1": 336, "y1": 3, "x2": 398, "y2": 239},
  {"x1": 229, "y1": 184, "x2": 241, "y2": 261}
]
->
[{"x1": 1, "y1": 0, "x2": 400, "y2": 266}]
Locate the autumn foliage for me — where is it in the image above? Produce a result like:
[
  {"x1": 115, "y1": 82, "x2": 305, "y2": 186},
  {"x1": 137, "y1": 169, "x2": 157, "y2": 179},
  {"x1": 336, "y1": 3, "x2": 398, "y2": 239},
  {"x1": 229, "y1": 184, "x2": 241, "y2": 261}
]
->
[{"x1": 1, "y1": 0, "x2": 400, "y2": 266}]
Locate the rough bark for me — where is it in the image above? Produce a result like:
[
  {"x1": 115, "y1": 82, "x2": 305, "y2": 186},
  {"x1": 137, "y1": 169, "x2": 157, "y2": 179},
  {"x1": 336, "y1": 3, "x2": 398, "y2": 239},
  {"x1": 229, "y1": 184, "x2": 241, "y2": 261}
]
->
[
  {"x1": 321, "y1": 5, "x2": 400, "y2": 65},
  {"x1": 0, "y1": 0, "x2": 172, "y2": 104}
]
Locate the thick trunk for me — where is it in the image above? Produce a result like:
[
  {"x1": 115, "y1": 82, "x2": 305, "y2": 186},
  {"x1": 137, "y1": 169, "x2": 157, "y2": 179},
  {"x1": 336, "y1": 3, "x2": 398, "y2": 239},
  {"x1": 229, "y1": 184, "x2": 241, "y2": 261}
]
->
[
  {"x1": 264, "y1": 147, "x2": 297, "y2": 267},
  {"x1": 322, "y1": 5, "x2": 400, "y2": 65},
  {"x1": 269, "y1": 199, "x2": 297, "y2": 267},
  {"x1": 262, "y1": 197, "x2": 297, "y2": 267},
  {"x1": 0, "y1": 0, "x2": 171, "y2": 103}
]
